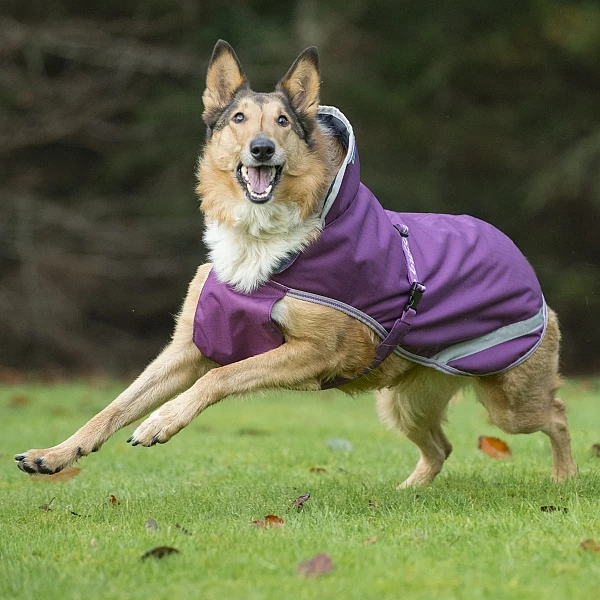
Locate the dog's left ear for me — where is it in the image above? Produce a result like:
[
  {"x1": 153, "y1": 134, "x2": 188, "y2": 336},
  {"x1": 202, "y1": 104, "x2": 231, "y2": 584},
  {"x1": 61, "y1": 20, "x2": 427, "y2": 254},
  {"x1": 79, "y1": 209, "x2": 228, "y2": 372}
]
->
[
  {"x1": 203, "y1": 40, "x2": 248, "y2": 125},
  {"x1": 277, "y1": 47, "x2": 320, "y2": 118}
]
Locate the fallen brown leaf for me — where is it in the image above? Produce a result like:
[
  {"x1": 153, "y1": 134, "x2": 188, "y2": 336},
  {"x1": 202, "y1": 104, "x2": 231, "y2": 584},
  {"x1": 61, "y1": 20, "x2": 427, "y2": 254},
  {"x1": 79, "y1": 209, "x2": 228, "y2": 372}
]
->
[
  {"x1": 363, "y1": 535, "x2": 377, "y2": 545},
  {"x1": 478, "y1": 436, "x2": 512, "y2": 459},
  {"x1": 40, "y1": 497, "x2": 55, "y2": 511},
  {"x1": 297, "y1": 553, "x2": 334, "y2": 577},
  {"x1": 109, "y1": 494, "x2": 121, "y2": 505},
  {"x1": 289, "y1": 492, "x2": 310, "y2": 511},
  {"x1": 30, "y1": 466, "x2": 81, "y2": 482},
  {"x1": 174, "y1": 523, "x2": 193, "y2": 535},
  {"x1": 591, "y1": 444, "x2": 600, "y2": 457},
  {"x1": 251, "y1": 514, "x2": 285, "y2": 528},
  {"x1": 141, "y1": 546, "x2": 180, "y2": 560},
  {"x1": 540, "y1": 506, "x2": 568, "y2": 513},
  {"x1": 309, "y1": 467, "x2": 327, "y2": 473},
  {"x1": 581, "y1": 539, "x2": 600, "y2": 552},
  {"x1": 8, "y1": 394, "x2": 30, "y2": 408}
]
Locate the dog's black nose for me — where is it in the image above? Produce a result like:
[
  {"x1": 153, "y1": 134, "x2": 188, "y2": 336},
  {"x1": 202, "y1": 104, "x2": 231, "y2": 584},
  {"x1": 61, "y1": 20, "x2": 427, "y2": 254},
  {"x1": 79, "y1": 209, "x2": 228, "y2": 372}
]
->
[{"x1": 249, "y1": 137, "x2": 275, "y2": 162}]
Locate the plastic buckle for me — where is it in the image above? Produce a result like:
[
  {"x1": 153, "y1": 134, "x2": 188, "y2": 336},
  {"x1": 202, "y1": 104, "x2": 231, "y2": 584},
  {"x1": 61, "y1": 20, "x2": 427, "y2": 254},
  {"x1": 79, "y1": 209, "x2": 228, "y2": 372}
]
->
[{"x1": 405, "y1": 281, "x2": 424, "y2": 311}]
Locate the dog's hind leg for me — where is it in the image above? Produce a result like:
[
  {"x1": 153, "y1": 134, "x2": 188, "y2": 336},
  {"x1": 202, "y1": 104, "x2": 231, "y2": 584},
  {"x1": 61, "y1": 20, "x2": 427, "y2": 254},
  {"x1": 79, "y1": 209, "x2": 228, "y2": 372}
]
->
[
  {"x1": 473, "y1": 308, "x2": 576, "y2": 481},
  {"x1": 376, "y1": 367, "x2": 466, "y2": 488},
  {"x1": 15, "y1": 265, "x2": 213, "y2": 475}
]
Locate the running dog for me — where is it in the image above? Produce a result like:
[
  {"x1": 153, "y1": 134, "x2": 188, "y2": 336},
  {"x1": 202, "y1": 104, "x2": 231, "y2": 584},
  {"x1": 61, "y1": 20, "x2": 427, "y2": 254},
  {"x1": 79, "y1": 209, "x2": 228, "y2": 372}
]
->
[{"x1": 15, "y1": 41, "x2": 576, "y2": 487}]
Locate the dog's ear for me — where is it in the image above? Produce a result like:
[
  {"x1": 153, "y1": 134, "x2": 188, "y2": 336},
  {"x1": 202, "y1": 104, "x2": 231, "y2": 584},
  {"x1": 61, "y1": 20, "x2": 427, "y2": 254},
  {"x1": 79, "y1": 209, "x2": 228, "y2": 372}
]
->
[
  {"x1": 203, "y1": 40, "x2": 248, "y2": 124},
  {"x1": 277, "y1": 47, "x2": 320, "y2": 119}
]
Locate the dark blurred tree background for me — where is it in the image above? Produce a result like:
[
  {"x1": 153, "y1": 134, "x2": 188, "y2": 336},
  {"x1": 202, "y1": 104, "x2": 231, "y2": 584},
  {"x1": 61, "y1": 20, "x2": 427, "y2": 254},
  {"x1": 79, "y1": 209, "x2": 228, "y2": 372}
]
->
[{"x1": 1, "y1": 0, "x2": 599, "y2": 375}]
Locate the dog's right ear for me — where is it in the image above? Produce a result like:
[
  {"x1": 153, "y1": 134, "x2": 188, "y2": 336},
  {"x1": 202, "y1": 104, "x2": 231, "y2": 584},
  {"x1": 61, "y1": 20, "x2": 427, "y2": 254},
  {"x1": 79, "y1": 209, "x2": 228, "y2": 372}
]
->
[{"x1": 203, "y1": 40, "x2": 248, "y2": 126}]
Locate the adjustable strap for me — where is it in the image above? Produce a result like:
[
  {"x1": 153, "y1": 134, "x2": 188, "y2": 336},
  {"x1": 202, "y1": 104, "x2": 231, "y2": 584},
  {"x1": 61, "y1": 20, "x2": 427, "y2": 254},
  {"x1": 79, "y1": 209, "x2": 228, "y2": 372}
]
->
[{"x1": 322, "y1": 224, "x2": 425, "y2": 389}]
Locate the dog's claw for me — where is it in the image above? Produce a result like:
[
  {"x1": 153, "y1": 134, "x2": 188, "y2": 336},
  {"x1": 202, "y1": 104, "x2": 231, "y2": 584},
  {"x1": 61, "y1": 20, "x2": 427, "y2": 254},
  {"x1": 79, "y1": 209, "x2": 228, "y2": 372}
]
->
[
  {"x1": 33, "y1": 457, "x2": 53, "y2": 474},
  {"x1": 17, "y1": 461, "x2": 36, "y2": 474},
  {"x1": 14, "y1": 454, "x2": 25, "y2": 462},
  {"x1": 126, "y1": 436, "x2": 133, "y2": 443}
]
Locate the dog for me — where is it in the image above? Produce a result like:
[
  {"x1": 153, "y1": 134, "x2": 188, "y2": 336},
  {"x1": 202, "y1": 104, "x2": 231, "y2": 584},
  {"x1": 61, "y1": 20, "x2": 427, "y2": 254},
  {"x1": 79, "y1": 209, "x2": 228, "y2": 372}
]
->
[{"x1": 15, "y1": 41, "x2": 576, "y2": 487}]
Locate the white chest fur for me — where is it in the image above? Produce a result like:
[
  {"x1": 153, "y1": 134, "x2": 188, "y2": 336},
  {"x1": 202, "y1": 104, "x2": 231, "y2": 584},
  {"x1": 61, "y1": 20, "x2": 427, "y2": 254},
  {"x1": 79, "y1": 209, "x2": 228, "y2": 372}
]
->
[{"x1": 204, "y1": 200, "x2": 321, "y2": 293}]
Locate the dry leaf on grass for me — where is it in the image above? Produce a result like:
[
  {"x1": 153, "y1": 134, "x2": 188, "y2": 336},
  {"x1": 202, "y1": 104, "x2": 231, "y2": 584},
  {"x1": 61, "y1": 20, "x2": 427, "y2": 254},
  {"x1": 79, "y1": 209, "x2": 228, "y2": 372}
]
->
[
  {"x1": 141, "y1": 546, "x2": 180, "y2": 560},
  {"x1": 363, "y1": 536, "x2": 377, "y2": 545},
  {"x1": 8, "y1": 394, "x2": 30, "y2": 408},
  {"x1": 40, "y1": 497, "x2": 55, "y2": 511},
  {"x1": 109, "y1": 494, "x2": 121, "y2": 505},
  {"x1": 540, "y1": 506, "x2": 568, "y2": 513},
  {"x1": 289, "y1": 492, "x2": 310, "y2": 512},
  {"x1": 30, "y1": 466, "x2": 81, "y2": 482},
  {"x1": 297, "y1": 553, "x2": 334, "y2": 577},
  {"x1": 309, "y1": 467, "x2": 327, "y2": 473},
  {"x1": 174, "y1": 523, "x2": 193, "y2": 535},
  {"x1": 591, "y1": 444, "x2": 600, "y2": 457},
  {"x1": 478, "y1": 436, "x2": 512, "y2": 459},
  {"x1": 251, "y1": 514, "x2": 285, "y2": 528},
  {"x1": 580, "y1": 539, "x2": 600, "y2": 552}
]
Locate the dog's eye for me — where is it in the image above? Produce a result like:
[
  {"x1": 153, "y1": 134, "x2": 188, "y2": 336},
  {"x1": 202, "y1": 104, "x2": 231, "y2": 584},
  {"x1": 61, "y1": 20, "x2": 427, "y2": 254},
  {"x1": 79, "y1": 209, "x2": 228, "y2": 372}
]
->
[
  {"x1": 277, "y1": 115, "x2": 289, "y2": 127},
  {"x1": 232, "y1": 112, "x2": 245, "y2": 124}
]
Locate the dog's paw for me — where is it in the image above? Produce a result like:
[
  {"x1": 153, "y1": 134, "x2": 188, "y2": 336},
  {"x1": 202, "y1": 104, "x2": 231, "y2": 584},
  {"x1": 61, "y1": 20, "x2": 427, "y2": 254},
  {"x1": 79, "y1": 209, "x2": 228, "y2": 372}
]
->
[
  {"x1": 127, "y1": 412, "x2": 181, "y2": 447},
  {"x1": 14, "y1": 445, "x2": 81, "y2": 475}
]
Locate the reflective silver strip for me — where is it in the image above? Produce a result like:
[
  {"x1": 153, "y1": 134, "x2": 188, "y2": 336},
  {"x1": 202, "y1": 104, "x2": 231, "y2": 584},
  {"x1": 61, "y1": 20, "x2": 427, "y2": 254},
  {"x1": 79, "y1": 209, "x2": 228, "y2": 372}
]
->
[
  {"x1": 317, "y1": 105, "x2": 355, "y2": 224},
  {"x1": 285, "y1": 288, "x2": 388, "y2": 339},
  {"x1": 430, "y1": 303, "x2": 547, "y2": 366},
  {"x1": 284, "y1": 286, "x2": 547, "y2": 377}
]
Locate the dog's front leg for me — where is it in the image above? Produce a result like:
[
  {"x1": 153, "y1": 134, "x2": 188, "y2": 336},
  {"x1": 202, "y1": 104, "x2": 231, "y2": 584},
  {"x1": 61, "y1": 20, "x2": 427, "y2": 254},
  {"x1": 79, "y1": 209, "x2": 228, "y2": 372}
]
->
[
  {"x1": 128, "y1": 340, "x2": 331, "y2": 446},
  {"x1": 15, "y1": 338, "x2": 210, "y2": 475},
  {"x1": 15, "y1": 264, "x2": 213, "y2": 475}
]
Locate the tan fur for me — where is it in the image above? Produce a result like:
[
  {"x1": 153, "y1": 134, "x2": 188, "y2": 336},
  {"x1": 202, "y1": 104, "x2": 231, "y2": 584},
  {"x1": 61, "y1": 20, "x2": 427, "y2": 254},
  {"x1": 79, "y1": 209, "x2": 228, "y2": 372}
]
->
[
  {"x1": 202, "y1": 42, "x2": 247, "y2": 117},
  {"x1": 277, "y1": 47, "x2": 321, "y2": 118},
  {"x1": 16, "y1": 42, "x2": 577, "y2": 488}
]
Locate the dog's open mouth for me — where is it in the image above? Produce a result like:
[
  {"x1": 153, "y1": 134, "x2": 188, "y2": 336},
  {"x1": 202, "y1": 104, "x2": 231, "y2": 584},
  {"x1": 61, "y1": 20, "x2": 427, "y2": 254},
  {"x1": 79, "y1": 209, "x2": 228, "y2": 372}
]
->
[{"x1": 236, "y1": 164, "x2": 283, "y2": 204}]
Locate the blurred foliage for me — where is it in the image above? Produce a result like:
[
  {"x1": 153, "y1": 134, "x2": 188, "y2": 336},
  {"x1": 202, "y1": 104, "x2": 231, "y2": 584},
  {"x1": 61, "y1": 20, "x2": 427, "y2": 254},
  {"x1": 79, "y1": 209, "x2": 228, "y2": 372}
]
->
[{"x1": 0, "y1": 0, "x2": 599, "y2": 374}]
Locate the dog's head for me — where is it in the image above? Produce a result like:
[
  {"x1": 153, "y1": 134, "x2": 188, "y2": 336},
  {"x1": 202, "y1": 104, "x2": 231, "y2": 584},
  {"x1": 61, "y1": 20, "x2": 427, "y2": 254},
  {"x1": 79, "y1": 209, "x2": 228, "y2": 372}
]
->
[{"x1": 197, "y1": 40, "x2": 329, "y2": 223}]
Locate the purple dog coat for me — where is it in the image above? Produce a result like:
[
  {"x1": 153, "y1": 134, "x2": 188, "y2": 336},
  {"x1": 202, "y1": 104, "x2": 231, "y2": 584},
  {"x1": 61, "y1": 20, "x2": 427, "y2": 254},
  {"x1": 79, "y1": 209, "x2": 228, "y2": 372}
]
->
[{"x1": 193, "y1": 106, "x2": 546, "y2": 386}]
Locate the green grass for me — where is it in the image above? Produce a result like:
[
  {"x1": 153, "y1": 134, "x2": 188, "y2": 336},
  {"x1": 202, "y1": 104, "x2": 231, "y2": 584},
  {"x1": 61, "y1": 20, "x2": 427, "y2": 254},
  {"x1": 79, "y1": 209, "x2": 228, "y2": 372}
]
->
[{"x1": 1, "y1": 380, "x2": 600, "y2": 600}]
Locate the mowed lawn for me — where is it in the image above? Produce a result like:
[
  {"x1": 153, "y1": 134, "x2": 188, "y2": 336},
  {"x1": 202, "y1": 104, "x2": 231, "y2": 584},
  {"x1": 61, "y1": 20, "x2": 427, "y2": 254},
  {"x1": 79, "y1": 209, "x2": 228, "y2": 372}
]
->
[{"x1": 1, "y1": 379, "x2": 600, "y2": 600}]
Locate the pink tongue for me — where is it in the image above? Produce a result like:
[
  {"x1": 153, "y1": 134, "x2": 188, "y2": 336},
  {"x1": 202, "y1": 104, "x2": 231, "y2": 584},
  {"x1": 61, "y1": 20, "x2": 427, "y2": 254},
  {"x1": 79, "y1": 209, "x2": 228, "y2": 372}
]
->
[{"x1": 247, "y1": 166, "x2": 271, "y2": 194}]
